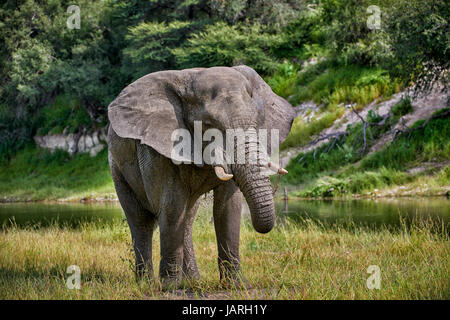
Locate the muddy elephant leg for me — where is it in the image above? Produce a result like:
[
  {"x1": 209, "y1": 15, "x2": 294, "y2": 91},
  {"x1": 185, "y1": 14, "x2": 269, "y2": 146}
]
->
[
  {"x1": 213, "y1": 181, "x2": 246, "y2": 286},
  {"x1": 182, "y1": 200, "x2": 201, "y2": 280},
  {"x1": 110, "y1": 157, "x2": 156, "y2": 279}
]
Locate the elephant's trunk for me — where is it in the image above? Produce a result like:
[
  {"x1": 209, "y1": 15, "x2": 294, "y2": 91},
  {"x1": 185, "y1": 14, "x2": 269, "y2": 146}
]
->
[{"x1": 231, "y1": 141, "x2": 275, "y2": 234}]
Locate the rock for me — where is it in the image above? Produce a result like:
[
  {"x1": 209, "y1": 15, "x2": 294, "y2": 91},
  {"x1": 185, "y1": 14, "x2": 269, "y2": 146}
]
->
[
  {"x1": 34, "y1": 127, "x2": 107, "y2": 157},
  {"x1": 89, "y1": 144, "x2": 105, "y2": 157}
]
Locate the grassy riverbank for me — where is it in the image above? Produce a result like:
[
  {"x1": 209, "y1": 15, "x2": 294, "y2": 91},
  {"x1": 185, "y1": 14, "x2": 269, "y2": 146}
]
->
[
  {"x1": 0, "y1": 207, "x2": 448, "y2": 299},
  {"x1": 0, "y1": 92, "x2": 448, "y2": 202},
  {"x1": 0, "y1": 146, "x2": 115, "y2": 202},
  {"x1": 281, "y1": 110, "x2": 450, "y2": 199},
  {"x1": 0, "y1": 141, "x2": 448, "y2": 203}
]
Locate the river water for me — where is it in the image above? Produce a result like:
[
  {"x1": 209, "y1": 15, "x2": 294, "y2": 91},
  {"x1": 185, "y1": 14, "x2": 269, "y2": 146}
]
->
[{"x1": 0, "y1": 198, "x2": 448, "y2": 233}]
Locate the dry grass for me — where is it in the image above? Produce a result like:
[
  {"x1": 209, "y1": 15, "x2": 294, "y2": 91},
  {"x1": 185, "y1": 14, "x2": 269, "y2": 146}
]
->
[{"x1": 0, "y1": 209, "x2": 448, "y2": 300}]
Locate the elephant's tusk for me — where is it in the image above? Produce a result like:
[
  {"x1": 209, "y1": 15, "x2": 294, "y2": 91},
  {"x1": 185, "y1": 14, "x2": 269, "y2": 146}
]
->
[
  {"x1": 268, "y1": 161, "x2": 288, "y2": 175},
  {"x1": 214, "y1": 166, "x2": 234, "y2": 181}
]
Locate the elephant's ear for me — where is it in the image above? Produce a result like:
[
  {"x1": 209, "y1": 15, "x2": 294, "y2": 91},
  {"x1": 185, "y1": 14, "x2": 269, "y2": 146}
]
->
[
  {"x1": 232, "y1": 65, "x2": 296, "y2": 154},
  {"x1": 108, "y1": 71, "x2": 192, "y2": 163}
]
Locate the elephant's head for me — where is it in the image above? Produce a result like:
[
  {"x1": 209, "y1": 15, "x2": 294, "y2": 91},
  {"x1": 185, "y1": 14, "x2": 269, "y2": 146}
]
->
[{"x1": 108, "y1": 65, "x2": 295, "y2": 233}]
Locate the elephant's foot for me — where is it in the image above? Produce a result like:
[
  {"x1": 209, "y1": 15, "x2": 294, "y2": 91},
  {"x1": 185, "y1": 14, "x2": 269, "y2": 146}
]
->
[
  {"x1": 160, "y1": 268, "x2": 200, "y2": 291},
  {"x1": 218, "y1": 259, "x2": 251, "y2": 290},
  {"x1": 135, "y1": 265, "x2": 154, "y2": 283},
  {"x1": 159, "y1": 255, "x2": 184, "y2": 290},
  {"x1": 182, "y1": 269, "x2": 201, "y2": 283},
  {"x1": 182, "y1": 258, "x2": 201, "y2": 282},
  {"x1": 160, "y1": 275, "x2": 182, "y2": 291}
]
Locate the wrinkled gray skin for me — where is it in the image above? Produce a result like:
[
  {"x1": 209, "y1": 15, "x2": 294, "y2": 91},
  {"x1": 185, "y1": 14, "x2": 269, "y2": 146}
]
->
[{"x1": 107, "y1": 65, "x2": 295, "y2": 288}]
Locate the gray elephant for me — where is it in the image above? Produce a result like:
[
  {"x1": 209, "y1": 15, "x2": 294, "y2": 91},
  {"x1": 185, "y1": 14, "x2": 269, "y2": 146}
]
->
[{"x1": 107, "y1": 65, "x2": 295, "y2": 288}]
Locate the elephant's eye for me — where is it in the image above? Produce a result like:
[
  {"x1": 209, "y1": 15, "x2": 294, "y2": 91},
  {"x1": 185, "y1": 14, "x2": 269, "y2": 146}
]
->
[
  {"x1": 202, "y1": 117, "x2": 221, "y2": 131},
  {"x1": 211, "y1": 87, "x2": 219, "y2": 100}
]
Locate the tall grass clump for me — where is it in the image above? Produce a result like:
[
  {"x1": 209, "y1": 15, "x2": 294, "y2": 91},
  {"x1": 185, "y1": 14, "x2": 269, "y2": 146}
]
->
[
  {"x1": 280, "y1": 109, "x2": 344, "y2": 150},
  {"x1": 290, "y1": 65, "x2": 399, "y2": 110},
  {"x1": 361, "y1": 110, "x2": 450, "y2": 170}
]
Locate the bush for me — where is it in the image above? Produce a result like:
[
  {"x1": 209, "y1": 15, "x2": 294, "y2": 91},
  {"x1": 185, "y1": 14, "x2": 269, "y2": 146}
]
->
[
  {"x1": 122, "y1": 20, "x2": 194, "y2": 80},
  {"x1": 285, "y1": 64, "x2": 399, "y2": 112},
  {"x1": 266, "y1": 61, "x2": 299, "y2": 98},
  {"x1": 280, "y1": 109, "x2": 344, "y2": 150},
  {"x1": 173, "y1": 22, "x2": 283, "y2": 74},
  {"x1": 392, "y1": 97, "x2": 413, "y2": 117},
  {"x1": 35, "y1": 95, "x2": 91, "y2": 136},
  {"x1": 321, "y1": 0, "x2": 449, "y2": 91},
  {"x1": 361, "y1": 110, "x2": 450, "y2": 170}
]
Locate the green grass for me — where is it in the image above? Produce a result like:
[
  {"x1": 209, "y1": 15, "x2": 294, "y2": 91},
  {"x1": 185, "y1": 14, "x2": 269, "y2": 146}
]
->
[
  {"x1": 35, "y1": 95, "x2": 91, "y2": 136},
  {"x1": 266, "y1": 61, "x2": 300, "y2": 99},
  {"x1": 360, "y1": 112, "x2": 450, "y2": 170},
  {"x1": 0, "y1": 208, "x2": 448, "y2": 299},
  {"x1": 280, "y1": 108, "x2": 345, "y2": 150},
  {"x1": 269, "y1": 60, "x2": 401, "y2": 151},
  {"x1": 287, "y1": 62, "x2": 400, "y2": 109},
  {"x1": 0, "y1": 145, "x2": 114, "y2": 201},
  {"x1": 292, "y1": 167, "x2": 412, "y2": 198}
]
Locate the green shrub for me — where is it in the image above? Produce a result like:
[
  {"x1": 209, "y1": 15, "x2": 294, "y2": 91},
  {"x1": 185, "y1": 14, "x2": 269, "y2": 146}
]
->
[
  {"x1": 295, "y1": 167, "x2": 411, "y2": 198},
  {"x1": 280, "y1": 108, "x2": 344, "y2": 150},
  {"x1": 290, "y1": 64, "x2": 398, "y2": 108},
  {"x1": 173, "y1": 22, "x2": 283, "y2": 74},
  {"x1": 392, "y1": 97, "x2": 413, "y2": 117},
  {"x1": 35, "y1": 95, "x2": 91, "y2": 136},
  {"x1": 123, "y1": 20, "x2": 194, "y2": 79},
  {"x1": 361, "y1": 110, "x2": 450, "y2": 170},
  {"x1": 266, "y1": 61, "x2": 299, "y2": 98}
]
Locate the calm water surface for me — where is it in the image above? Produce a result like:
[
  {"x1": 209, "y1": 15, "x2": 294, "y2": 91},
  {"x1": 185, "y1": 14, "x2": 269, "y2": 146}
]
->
[
  {"x1": 0, "y1": 203, "x2": 124, "y2": 228},
  {"x1": 0, "y1": 198, "x2": 449, "y2": 233},
  {"x1": 275, "y1": 197, "x2": 449, "y2": 233}
]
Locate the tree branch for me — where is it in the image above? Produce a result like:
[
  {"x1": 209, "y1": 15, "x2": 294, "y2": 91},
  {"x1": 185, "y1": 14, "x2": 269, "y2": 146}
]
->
[{"x1": 394, "y1": 109, "x2": 450, "y2": 140}]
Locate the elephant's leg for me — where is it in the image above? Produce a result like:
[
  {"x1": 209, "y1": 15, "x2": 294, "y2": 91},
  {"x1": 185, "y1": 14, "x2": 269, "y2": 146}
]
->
[
  {"x1": 213, "y1": 182, "x2": 246, "y2": 286},
  {"x1": 110, "y1": 156, "x2": 156, "y2": 279},
  {"x1": 182, "y1": 200, "x2": 201, "y2": 280},
  {"x1": 158, "y1": 185, "x2": 189, "y2": 288}
]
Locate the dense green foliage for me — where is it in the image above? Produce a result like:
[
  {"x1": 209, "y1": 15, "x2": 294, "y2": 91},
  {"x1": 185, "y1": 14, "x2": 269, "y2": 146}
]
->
[{"x1": 0, "y1": 0, "x2": 448, "y2": 156}]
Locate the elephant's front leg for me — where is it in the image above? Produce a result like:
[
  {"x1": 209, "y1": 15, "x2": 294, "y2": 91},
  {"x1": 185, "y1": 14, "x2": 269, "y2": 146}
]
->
[
  {"x1": 158, "y1": 215, "x2": 185, "y2": 288},
  {"x1": 158, "y1": 187, "x2": 190, "y2": 288},
  {"x1": 213, "y1": 181, "x2": 246, "y2": 287},
  {"x1": 182, "y1": 200, "x2": 201, "y2": 280}
]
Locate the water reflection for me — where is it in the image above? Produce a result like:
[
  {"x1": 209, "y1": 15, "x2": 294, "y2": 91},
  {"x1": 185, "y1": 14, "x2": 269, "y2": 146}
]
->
[
  {"x1": 275, "y1": 197, "x2": 450, "y2": 233},
  {"x1": 0, "y1": 197, "x2": 448, "y2": 234},
  {"x1": 0, "y1": 202, "x2": 125, "y2": 229}
]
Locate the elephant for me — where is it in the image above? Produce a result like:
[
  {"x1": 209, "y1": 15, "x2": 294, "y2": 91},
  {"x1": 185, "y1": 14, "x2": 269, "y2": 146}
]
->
[{"x1": 107, "y1": 65, "x2": 295, "y2": 288}]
